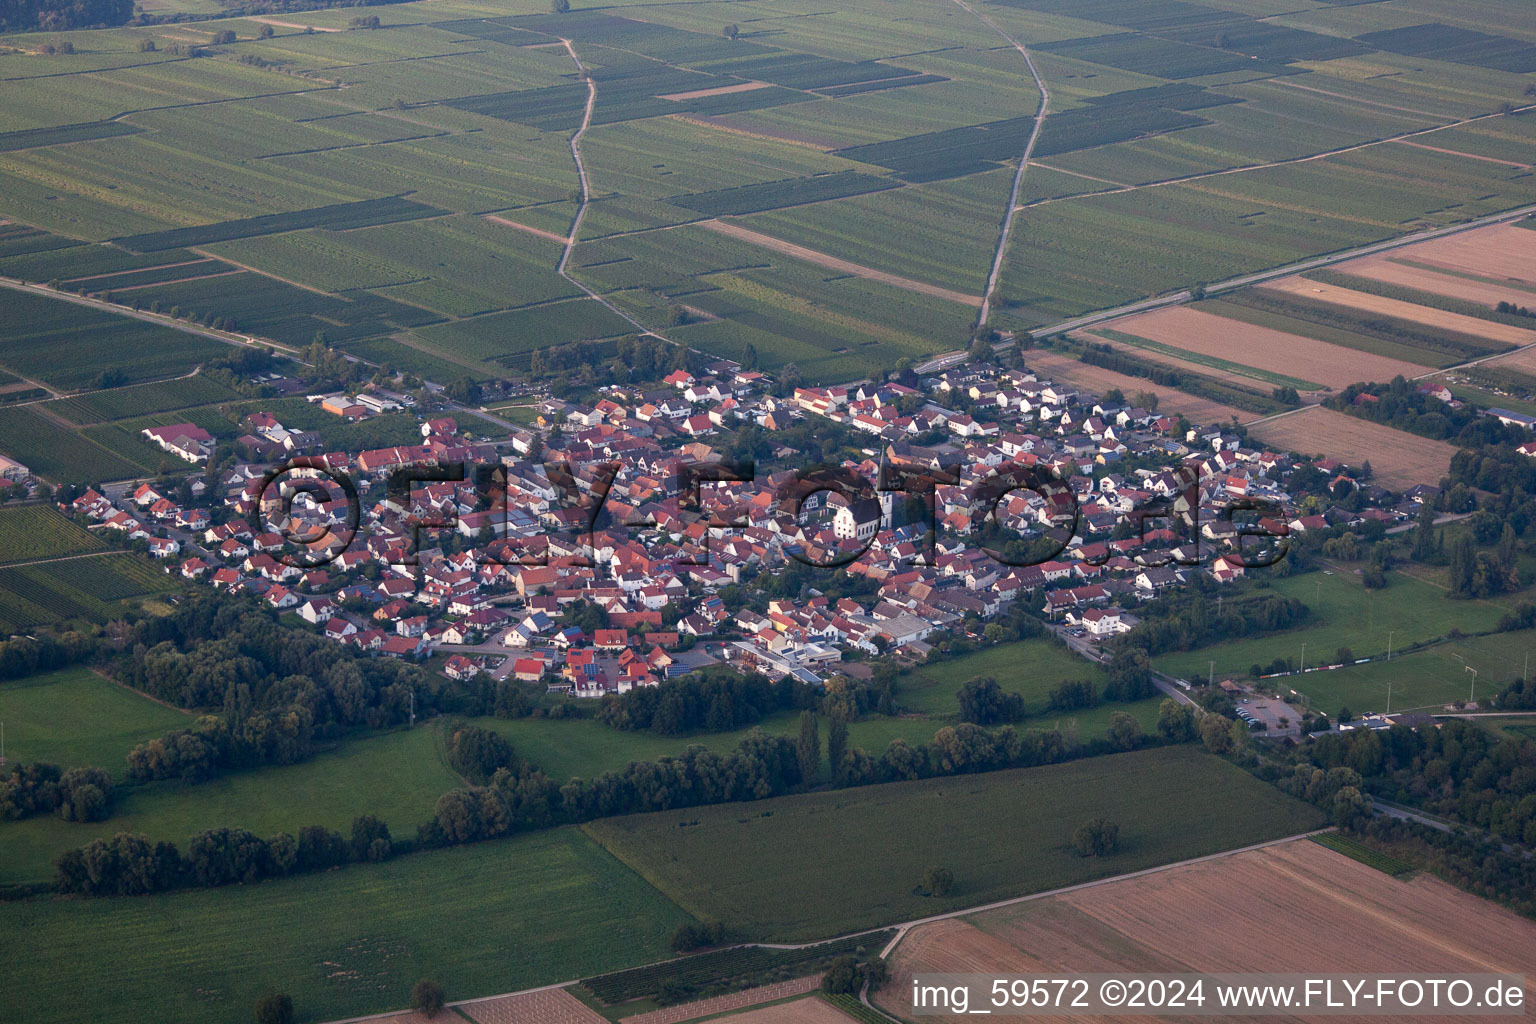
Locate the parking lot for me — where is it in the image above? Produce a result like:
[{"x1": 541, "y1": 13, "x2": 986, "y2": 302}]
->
[{"x1": 1235, "y1": 696, "x2": 1306, "y2": 738}]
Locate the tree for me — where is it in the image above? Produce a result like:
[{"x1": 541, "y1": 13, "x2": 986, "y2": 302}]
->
[
  {"x1": 1072, "y1": 817, "x2": 1120, "y2": 857},
  {"x1": 1200, "y1": 713, "x2": 1234, "y2": 754},
  {"x1": 796, "y1": 711, "x2": 820, "y2": 785},
  {"x1": 1105, "y1": 710, "x2": 1142, "y2": 751},
  {"x1": 138, "y1": 37, "x2": 155, "y2": 51},
  {"x1": 211, "y1": 29, "x2": 235, "y2": 43},
  {"x1": 827, "y1": 711, "x2": 848, "y2": 782},
  {"x1": 957, "y1": 677, "x2": 1024, "y2": 724},
  {"x1": 922, "y1": 865, "x2": 955, "y2": 897},
  {"x1": 551, "y1": 0, "x2": 570, "y2": 11},
  {"x1": 258, "y1": 23, "x2": 274, "y2": 38},
  {"x1": 411, "y1": 980, "x2": 445, "y2": 1019},
  {"x1": 253, "y1": 993, "x2": 294, "y2": 1024},
  {"x1": 1155, "y1": 698, "x2": 1196, "y2": 742},
  {"x1": 723, "y1": 23, "x2": 739, "y2": 39},
  {"x1": 350, "y1": 814, "x2": 392, "y2": 862}
]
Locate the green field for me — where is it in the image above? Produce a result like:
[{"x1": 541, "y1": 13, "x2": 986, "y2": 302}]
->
[
  {"x1": 0, "y1": 827, "x2": 692, "y2": 1024},
  {"x1": 1152, "y1": 570, "x2": 1511, "y2": 685},
  {"x1": 0, "y1": 666, "x2": 188, "y2": 779},
  {"x1": 0, "y1": 552, "x2": 180, "y2": 633},
  {"x1": 0, "y1": 719, "x2": 466, "y2": 886},
  {"x1": 899, "y1": 637, "x2": 1110, "y2": 717},
  {"x1": 0, "y1": 504, "x2": 104, "y2": 564},
  {"x1": 0, "y1": 0, "x2": 1531, "y2": 381},
  {"x1": 584, "y1": 746, "x2": 1327, "y2": 940},
  {"x1": 1280, "y1": 630, "x2": 1536, "y2": 717}
]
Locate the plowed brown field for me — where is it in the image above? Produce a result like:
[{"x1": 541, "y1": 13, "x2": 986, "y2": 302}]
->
[
  {"x1": 1262, "y1": 278, "x2": 1536, "y2": 348},
  {"x1": 1247, "y1": 406, "x2": 1455, "y2": 490},
  {"x1": 1373, "y1": 222, "x2": 1536, "y2": 290},
  {"x1": 1349, "y1": 257, "x2": 1536, "y2": 308},
  {"x1": 1099, "y1": 306, "x2": 1429, "y2": 386},
  {"x1": 878, "y1": 838, "x2": 1536, "y2": 1024}
]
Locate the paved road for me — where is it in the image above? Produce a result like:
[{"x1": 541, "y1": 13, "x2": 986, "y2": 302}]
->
[{"x1": 1025, "y1": 201, "x2": 1536, "y2": 342}]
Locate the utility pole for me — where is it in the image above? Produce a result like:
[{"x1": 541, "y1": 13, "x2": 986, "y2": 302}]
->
[
  {"x1": 1209, "y1": 660, "x2": 1215, "y2": 687},
  {"x1": 1300, "y1": 642, "x2": 1307, "y2": 675},
  {"x1": 409, "y1": 688, "x2": 416, "y2": 729},
  {"x1": 1387, "y1": 630, "x2": 1395, "y2": 662}
]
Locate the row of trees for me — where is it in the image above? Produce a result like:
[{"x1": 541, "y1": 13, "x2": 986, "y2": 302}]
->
[
  {"x1": 55, "y1": 816, "x2": 393, "y2": 897},
  {"x1": 0, "y1": 763, "x2": 112, "y2": 822},
  {"x1": 1115, "y1": 585, "x2": 1308, "y2": 658},
  {"x1": 595, "y1": 672, "x2": 818, "y2": 735},
  {"x1": 1, "y1": 0, "x2": 131, "y2": 31}
]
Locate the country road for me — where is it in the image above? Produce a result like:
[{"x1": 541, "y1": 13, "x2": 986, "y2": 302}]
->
[{"x1": 948, "y1": 0, "x2": 1050, "y2": 328}]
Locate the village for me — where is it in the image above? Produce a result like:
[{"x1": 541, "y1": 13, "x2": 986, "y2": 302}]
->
[{"x1": 59, "y1": 354, "x2": 1457, "y2": 700}]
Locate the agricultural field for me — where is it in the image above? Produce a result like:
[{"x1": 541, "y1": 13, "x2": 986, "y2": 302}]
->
[
  {"x1": 0, "y1": 552, "x2": 180, "y2": 634},
  {"x1": 1082, "y1": 306, "x2": 1428, "y2": 392},
  {"x1": 875, "y1": 838, "x2": 1536, "y2": 1022},
  {"x1": 0, "y1": 405, "x2": 148, "y2": 484},
  {"x1": 0, "y1": 665, "x2": 189, "y2": 781},
  {"x1": 0, "y1": 826, "x2": 692, "y2": 1024},
  {"x1": 0, "y1": 288, "x2": 229, "y2": 391},
  {"x1": 583, "y1": 746, "x2": 1326, "y2": 941},
  {"x1": 0, "y1": 0, "x2": 1532, "y2": 380},
  {"x1": 1247, "y1": 406, "x2": 1458, "y2": 490},
  {"x1": 42, "y1": 373, "x2": 240, "y2": 425},
  {"x1": 1262, "y1": 276, "x2": 1536, "y2": 349},
  {"x1": 0, "y1": 503, "x2": 104, "y2": 564}
]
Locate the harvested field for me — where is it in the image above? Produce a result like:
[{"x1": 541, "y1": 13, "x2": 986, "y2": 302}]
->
[
  {"x1": 878, "y1": 838, "x2": 1536, "y2": 1023},
  {"x1": 1262, "y1": 278, "x2": 1536, "y2": 348},
  {"x1": 681, "y1": 995, "x2": 858, "y2": 1024},
  {"x1": 1375, "y1": 223, "x2": 1536, "y2": 291},
  {"x1": 1482, "y1": 345, "x2": 1536, "y2": 376},
  {"x1": 1347, "y1": 256, "x2": 1536, "y2": 309},
  {"x1": 700, "y1": 220, "x2": 981, "y2": 307},
  {"x1": 462, "y1": 987, "x2": 606, "y2": 1024},
  {"x1": 660, "y1": 82, "x2": 773, "y2": 102},
  {"x1": 1022, "y1": 349, "x2": 1256, "y2": 425},
  {"x1": 1247, "y1": 406, "x2": 1456, "y2": 490},
  {"x1": 1094, "y1": 306, "x2": 1430, "y2": 387},
  {"x1": 619, "y1": 977, "x2": 821, "y2": 1024}
]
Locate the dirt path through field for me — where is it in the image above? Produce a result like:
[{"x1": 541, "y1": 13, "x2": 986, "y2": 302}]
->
[
  {"x1": 701, "y1": 219, "x2": 982, "y2": 306},
  {"x1": 484, "y1": 213, "x2": 568, "y2": 245}
]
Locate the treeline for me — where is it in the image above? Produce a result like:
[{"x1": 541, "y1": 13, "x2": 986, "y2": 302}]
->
[
  {"x1": 1325, "y1": 378, "x2": 1526, "y2": 445},
  {"x1": 1288, "y1": 720, "x2": 1536, "y2": 846},
  {"x1": 1349, "y1": 817, "x2": 1536, "y2": 919},
  {"x1": 0, "y1": 763, "x2": 112, "y2": 822},
  {"x1": 595, "y1": 672, "x2": 818, "y2": 735},
  {"x1": 0, "y1": 630, "x2": 96, "y2": 681},
  {"x1": 1449, "y1": 444, "x2": 1536, "y2": 502},
  {"x1": 2, "y1": 0, "x2": 130, "y2": 31},
  {"x1": 55, "y1": 816, "x2": 393, "y2": 897},
  {"x1": 116, "y1": 595, "x2": 429, "y2": 782},
  {"x1": 1113, "y1": 585, "x2": 1307, "y2": 657}
]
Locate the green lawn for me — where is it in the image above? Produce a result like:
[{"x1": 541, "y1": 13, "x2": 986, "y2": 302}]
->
[
  {"x1": 899, "y1": 638, "x2": 1108, "y2": 718},
  {"x1": 1281, "y1": 631, "x2": 1536, "y2": 718},
  {"x1": 0, "y1": 666, "x2": 188, "y2": 778},
  {"x1": 0, "y1": 720, "x2": 465, "y2": 886},
  {"x1": 583, "y1": 746, "x2": 1326, "y2": 941},
  {"x1": 0, "y1": 827, "x2": 692, "y2": 1024},
  {"x1": 1153, "y1": 570, "x2": 1511, "y2": 683}
]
